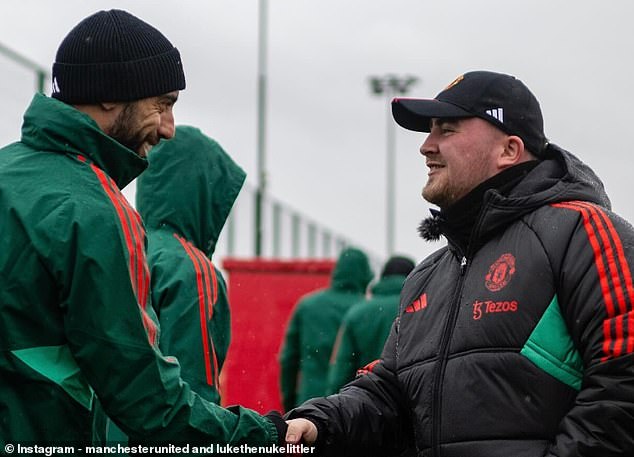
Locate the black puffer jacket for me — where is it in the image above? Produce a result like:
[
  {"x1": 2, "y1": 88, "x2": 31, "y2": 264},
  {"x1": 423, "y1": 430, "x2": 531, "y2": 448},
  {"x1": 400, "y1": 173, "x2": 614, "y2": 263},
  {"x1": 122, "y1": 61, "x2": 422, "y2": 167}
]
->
[{"x1": 289, "y1": 145, "x2": 634, "y2": 457}]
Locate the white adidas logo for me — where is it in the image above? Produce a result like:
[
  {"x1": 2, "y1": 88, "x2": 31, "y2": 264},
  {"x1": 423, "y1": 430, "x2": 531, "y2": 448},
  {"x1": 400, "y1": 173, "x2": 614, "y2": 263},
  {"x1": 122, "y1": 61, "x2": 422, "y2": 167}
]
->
[
  {"x1": 52, "y1": 77, "x2": 60, "y2": 94},
  {"x1": 485, "y1": 108, "x2": 504, "y2": 123}
]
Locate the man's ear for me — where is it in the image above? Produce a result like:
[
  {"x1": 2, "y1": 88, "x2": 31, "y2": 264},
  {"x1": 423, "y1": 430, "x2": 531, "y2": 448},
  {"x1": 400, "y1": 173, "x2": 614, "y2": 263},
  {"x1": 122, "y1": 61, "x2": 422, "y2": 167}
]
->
[{"x1": 498, "y1": 135, "x2": 525, "y2": 168}]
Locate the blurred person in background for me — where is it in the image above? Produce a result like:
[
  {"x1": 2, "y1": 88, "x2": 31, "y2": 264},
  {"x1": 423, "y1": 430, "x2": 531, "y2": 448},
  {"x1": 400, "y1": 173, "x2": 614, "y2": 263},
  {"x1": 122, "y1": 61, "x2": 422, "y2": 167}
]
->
[
  {"x1": 327, "y1": 255, "x2": 415, "y2": 394},
  {"x1": 137, "y1": 125, "x2": 241, "y2": 406},
  {"x1": 279, "y1": 247, "x2": 373, "y2": 412}
]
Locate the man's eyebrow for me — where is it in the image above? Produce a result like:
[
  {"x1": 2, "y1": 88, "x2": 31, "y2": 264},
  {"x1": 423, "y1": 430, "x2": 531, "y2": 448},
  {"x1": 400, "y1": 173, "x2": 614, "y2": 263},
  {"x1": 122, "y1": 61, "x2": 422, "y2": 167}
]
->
[
  {"x1": 159, "y1": 93, "x2": 179, "y2": 104},
  {"x1": 432, "y1": 117, "x2": 462, "y2": 128}
]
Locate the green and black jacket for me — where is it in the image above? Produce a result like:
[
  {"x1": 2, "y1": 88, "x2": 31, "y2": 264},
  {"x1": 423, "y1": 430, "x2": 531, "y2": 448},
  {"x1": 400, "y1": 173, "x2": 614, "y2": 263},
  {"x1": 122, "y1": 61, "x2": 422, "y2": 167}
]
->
[
  {"x1": 290, "y1": 145, "x2": 634, "y2": 457},
  {"x1": 0, "y1": 95, "x2": 278, "y2": 447}
]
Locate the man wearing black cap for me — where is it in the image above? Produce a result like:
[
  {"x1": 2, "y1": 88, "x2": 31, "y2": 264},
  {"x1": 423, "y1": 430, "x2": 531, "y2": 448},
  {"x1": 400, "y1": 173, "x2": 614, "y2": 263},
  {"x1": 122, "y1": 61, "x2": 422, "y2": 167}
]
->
[
  {"x1": 285, "y1": 71, "x2": 634, "y2": 456},
  {"x1": 0, "y1": 10, "x2": 286, "y2": 449}
]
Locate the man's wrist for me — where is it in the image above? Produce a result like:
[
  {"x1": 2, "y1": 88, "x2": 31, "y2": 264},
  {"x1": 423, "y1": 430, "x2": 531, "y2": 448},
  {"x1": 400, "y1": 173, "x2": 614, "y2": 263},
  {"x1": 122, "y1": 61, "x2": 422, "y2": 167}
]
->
[{"x1": 264, "y1": 410, "x2": 288, "y2": 445}]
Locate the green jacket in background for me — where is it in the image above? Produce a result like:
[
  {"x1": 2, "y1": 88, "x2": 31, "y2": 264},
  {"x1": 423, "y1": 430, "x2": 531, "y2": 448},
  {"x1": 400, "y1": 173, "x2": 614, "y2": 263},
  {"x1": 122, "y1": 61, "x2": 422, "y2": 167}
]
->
[
  {"x1": 279, "y1": 248, "x2": 373, "y2": 411},
  {"x1": 0, "y1": 95, "x2": 277, "y2": 447},
  {"x1": 137, "y1": 125, "x2": 244, "y2": 405},
  {"x1": 326, "y1": 274, "x2": 408, "y2": 394}
]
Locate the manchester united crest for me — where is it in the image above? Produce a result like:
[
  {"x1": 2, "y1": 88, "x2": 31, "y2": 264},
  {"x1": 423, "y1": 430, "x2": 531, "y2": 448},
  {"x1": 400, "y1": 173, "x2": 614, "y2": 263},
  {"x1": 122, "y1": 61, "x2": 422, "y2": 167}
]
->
[{"x1": 485, "y1": 253, "x2": 516, "y2": 292}]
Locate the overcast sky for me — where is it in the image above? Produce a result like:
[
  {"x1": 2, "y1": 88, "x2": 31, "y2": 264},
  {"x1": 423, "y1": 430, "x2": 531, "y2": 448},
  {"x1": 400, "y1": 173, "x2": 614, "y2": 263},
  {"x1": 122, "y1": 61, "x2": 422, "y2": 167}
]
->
[{"x1": 1, "y1": 0, "x2": 633, "y2": 265}]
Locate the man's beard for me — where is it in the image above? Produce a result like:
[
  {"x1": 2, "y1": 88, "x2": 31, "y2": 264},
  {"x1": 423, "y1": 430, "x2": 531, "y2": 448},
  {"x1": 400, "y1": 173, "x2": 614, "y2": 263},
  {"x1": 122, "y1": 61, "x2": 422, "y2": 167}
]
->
[{"x1": 108, "y1": 102, "x2": 145, "y2": 156}]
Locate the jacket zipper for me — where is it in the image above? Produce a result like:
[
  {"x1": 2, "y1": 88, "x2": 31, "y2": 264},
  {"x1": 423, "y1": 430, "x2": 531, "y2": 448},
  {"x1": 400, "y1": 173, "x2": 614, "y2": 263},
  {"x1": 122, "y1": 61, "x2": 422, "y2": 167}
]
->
[
  {"x1": 460, "y1": 256, "x2": 467, "y2": 274},
  {"x1": 431, "y1": 253, "x2": 468, "y2": 457}
]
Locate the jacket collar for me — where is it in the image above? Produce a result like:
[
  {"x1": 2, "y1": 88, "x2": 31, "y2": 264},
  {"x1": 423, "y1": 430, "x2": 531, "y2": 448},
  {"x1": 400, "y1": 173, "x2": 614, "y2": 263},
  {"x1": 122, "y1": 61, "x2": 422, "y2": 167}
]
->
[
  {"x1": 434, "y1": 161, "x2": 539, "y2": 252},
  {"x1": 20, "y1": 93, "x2": 147, "y2": 189}
]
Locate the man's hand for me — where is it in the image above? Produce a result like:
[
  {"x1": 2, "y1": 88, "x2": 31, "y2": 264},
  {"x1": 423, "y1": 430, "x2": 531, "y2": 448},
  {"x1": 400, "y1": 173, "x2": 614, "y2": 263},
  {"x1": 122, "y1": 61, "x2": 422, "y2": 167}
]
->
[{"x1": 286, "y1": 418, "x2": 318, "y2": 445}]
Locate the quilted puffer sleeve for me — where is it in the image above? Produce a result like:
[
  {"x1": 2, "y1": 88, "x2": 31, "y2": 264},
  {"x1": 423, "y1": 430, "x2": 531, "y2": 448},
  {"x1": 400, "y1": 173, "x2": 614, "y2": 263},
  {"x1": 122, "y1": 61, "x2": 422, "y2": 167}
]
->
[
  {"x1": 287, "y1": 321, "x2": 414, "y2": 456},
  {"x1": 544, "y1": 202, "x2": 634, "y2": 457}
]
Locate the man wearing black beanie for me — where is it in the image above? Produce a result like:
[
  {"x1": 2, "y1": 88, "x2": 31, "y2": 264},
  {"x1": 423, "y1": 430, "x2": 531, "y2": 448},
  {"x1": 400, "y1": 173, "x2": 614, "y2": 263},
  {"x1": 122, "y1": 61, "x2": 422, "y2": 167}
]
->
[
  {"x1": 0, "y1": 9, "x2": 287, "y2": 451},
  {"x1": 52, "y1": 9, "x2": 186, "y2": 158}
]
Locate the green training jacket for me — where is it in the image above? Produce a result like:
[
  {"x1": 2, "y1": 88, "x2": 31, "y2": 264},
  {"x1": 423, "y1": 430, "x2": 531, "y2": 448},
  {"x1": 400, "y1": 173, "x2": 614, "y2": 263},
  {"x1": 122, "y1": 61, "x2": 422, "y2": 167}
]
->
[
  {"x1": 326, "y1": 274, "x2": 408, "y2": 394},
  {"x1": 137, "y1": 125, "x2": 244, "y2": 405},
  {"x1": 279, "y1": 248, "x2": 373, "y2": 411},
  {"x1": 0, "y1": 95, "x2": 278, "y2": 447}
]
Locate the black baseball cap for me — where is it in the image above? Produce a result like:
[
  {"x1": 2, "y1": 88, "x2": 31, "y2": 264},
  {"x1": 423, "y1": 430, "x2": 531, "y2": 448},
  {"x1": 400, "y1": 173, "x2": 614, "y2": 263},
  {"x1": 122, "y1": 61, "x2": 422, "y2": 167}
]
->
[{"x1": 392, "y1": 71, "x2": 548, "y2": 156}]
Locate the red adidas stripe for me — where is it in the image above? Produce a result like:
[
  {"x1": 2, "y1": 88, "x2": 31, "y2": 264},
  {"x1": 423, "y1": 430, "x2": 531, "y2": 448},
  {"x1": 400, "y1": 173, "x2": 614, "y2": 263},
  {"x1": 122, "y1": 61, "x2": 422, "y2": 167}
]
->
[
  {"x1": 575, "y1": 202, "x2": 629, "y2": 315},
  {"x1": 187, "y1": 243, "x2": 220, "y2": 387},
  {"x1": 573, "y1": 201, "x2": 633, "y2": 356},
  {"x1": 85, "y1": 159, "x2": 156, "y2": 345},
  {"x1": 98, "y1": 169, "x2": 154, "y2": 344},
  {"x1": 191, "y1": 247, "x2": 215, "y2": 318},
  {"x1": 128, "y1": 208, "x2": 149, "y2": 312},
  {"x1": 580, "y1": 201, "x2": 634, "y2": 353},
  {"x1": 357, "y1": 359, "x2": 381, "y2": 376},
  {"x1": 197, "y1": 252, "x2": 220, "y2": 387},
  {"x1": 174, "y1": 234, "x2": 215, "y2": 386},
  {"x1": 552, "y1": 201, "x2": 634, "y2": 360},
  {"x1": 553, "y1": 201, "x2": 618, "y2": 359},
  {"x1": 405, "y1": 293, "x2": 427, "y2": 313}
]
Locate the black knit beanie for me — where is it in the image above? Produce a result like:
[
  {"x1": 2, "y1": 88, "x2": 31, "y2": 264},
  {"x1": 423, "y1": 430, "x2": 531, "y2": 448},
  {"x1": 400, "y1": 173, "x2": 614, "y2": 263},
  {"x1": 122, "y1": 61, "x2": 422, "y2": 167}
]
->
[
  {"x1": 381, "y1": 256, "x2": 415, "y2": 278},
  {"x1": 52, "y1": 9, "x2": 186, "y2": 104}
]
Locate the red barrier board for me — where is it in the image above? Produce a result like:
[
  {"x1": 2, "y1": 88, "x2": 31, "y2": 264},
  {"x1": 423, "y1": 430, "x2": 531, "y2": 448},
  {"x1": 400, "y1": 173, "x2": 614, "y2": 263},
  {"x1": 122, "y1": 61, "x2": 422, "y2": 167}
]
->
[{"x1": 220, "y1": 258, "x2": 335, "y2": 413}]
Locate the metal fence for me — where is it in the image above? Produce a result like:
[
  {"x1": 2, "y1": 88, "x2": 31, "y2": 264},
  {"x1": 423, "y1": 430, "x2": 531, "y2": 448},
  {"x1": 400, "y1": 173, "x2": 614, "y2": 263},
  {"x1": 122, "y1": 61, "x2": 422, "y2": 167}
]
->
[{"x1": 218, "y1": 181, "x2": 381, "y2": 268}]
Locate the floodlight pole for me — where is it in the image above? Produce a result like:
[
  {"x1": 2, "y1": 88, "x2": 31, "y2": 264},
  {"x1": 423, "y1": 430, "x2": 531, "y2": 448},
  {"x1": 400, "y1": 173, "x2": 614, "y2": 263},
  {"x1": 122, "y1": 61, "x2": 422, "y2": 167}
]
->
[
  {"x1": 368, "y1": 75, "x2": 419, "y2": 256},
  {"x1": 255, "y1": 0, "x2": 268, "y2": 257},
  {"x1": 0, "y1": 41, "x2": 48, "y2": 93}
]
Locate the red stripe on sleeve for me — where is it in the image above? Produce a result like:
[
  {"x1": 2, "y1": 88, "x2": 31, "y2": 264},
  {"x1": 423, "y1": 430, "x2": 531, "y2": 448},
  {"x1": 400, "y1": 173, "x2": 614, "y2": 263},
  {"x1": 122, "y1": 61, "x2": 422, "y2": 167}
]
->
[
  {"x1": 129, "y1": 210, "x2": 151, "y2": 310},
  {"x1": 97, "y1": 169, "x2": 155, "y2": 345},
  {"x1": 573, "y1": 202, "x2": 629, "y2": 315},
  {"x1": 582, "y1": 203, "x2": 634, "y2": 303},
  {"x1": 552, "y1": 202, "x2": 615, "y2": 359},
  {"x1": 552, "y1": 202, "x2": 616, "y2": 314},
  {"x1": 629, "y1": 311, "x2": 634, "y2": 355},
  {"x1": 90, "y1": 165, "x2": 137, "y2": 294},
  {"x1": 573, "y1": 201, "x2": 634, "y2": 353},
  {"x1": 552, "y1": 201, "x2": 634, "y2": 359},
  {"x1": 191, "y1": 247, "x2": 215, "y2": 319},
  {"x1": 87, "y1": 162, "x2": 157, "y2": 346},
  {"x1": 356, "y1": 359, "x2": 381, "y2": 376},
  {"x1": 187, "y1": 243, "x2": 220, "y2": 386},
  {"x1": 174, "y1": 234, "x2": 214, "y2": 386},
  {"x1": 570, "y1": 202, "x2": 633, "y2": 356}
]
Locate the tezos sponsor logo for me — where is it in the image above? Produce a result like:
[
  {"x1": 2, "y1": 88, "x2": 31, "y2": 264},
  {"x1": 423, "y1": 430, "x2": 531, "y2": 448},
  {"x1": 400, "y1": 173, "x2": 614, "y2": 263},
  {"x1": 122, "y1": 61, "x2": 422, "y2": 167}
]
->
[{"x1": 472, "y1": 299, "x2": 518, "y2": 320}]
